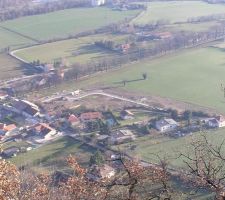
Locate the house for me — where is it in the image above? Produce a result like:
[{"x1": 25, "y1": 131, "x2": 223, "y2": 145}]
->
[
  {"x1": 80, "y1": 112, "x2": 103, "y2": 122},
  {"x1": 91, "y1": 0, "x2": 105, "y2": 6},
  {"x1": 0, "y1": 91, "x2": 8, "y2": 100},
  {"x1": 87, "y1": 164, "x2": 115, "y2": 181},
  {"x1": 153, "y1": 32, "x2": 172, "y2": 40},
  {"x1": 120, "y1": 110, "x2": 134, "y2": 120},
  {"x1": 68, "y1": 114, "x2": 80, "y2": 126},
  {"x1": 1, "y1": 147, "x2": 20, "y2": 158},
  {"x1": 109, "y1": 129, "x2": 136, "y2": 144},
  {"x1": 155, "y1": 118, "x2": 178, "y2": 132},
  {"x1": 35, "y1": 63, "x2": 55, "y2": 73},
  {"x1": 33, "y1": 123, "x2": 57, "y2": 140},
  {"x1": 120, "y1": 43, "x2": 131, "y2": 53},
  {"x1": 207, "y1": 116, "x2": 225, "y2": 128},
  {"x1": 12, "y1": 99, "x2": 40, "y2": 118}
]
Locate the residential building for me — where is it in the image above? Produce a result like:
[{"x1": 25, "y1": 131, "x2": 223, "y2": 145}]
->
[
  {"x1": 11, "y1": 99, "x2": 40, "y2": 118},
  {"x1": 1, "y1": 147, "x2": 20, "y2": 158},
  {"x1": 33, "y1": 123, "x2": 57, "y2": 140},
  {"x1": 120, "y1": 110, "x2": 134, "y2": 120},
  {"x1": 68, "y1": 114, "x2": 80, "y2": 126},
  {"x1": 109, "y1": 129, "x2": 135, "y2": 144},
  {"x1": 155, "y1": 118, "x2": 179, "y2": 132},
  {"x1": 207, "y1": 115, "x2": 225, "y2": 128},
  {"x1": 80, "y1": 112, "x2": 103, "y2": 122}
]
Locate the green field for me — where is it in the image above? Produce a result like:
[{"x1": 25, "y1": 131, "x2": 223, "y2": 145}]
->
[
  {"x1": 132, "y1": 1, "x2": 225, "y2": 24},
  {"x1": 1, "y1": 8, "x2": 140, "y2": 41},
  {"x1": 10, "y1": 136, "x2": 96, "y2": 173},
  {"x1": 14, "y1": 34, "x2": 130, "y2": 65},
  {"x1": 0, "y1": 27, "x2": 36, "y2": 50},
  {"x1": 0, "y1": 53, "x2": 22, "y2": 80},
  {"x1": 112, "y1": 128, "x2": 225, "y2": 169},
  {"x1": 34, "y1": 42, "x2": 225, "y2": 114}
]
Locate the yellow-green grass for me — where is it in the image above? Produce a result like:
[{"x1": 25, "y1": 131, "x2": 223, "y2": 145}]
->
[
  {"x1": 0, "y1": 27, "x2": 36, "y2": 50},
  {"x1": 164, "y1": 21, "x2": 220, "y2": 33},
  {"x1": 1, "y1": 8, "x2": 140, "y2": 41},
  {"x1": 34, "y1": 44, "x2": 225, "y2": 115},
  {"x1": 0, "y1": 53, "x2": 22, "y2": 80},
  {"x1": 14, "y1": 34, "x2": 130, "y2": 65},
  {"x1": 112, "y1": 128, "x2": 225, "y2": 169},
  {"x1": 132, "y1": 1, "x2": 225, "y2": 24},
  {"x1": 10, "y1": 136, "x2": 96, "y2": 173}
]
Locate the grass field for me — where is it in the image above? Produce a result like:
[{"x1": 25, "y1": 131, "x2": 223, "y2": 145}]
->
[
  {"x1": 132, "y1": 1, "x2": 225, "y2": 24},
  {"x1": 33, "y1": 42, "x2": 225, "y2": 114},
  {"x1": 10, "y1": 136, "x2": 96, "y2": 173},
  {"x1": 1, "y1": 8, "x2": 140, "y2": 41},
  {"x1": 112, "y1": 128, "x2": 225, "y2": 169},
  {"x1": 0, "y1": 27, "x2": 36, "y2": 50},
  {"x1": 0, "y1": 53, "x2": 23, "y2": 80},
  {"x1": 14, "y1": 34, "x2": 130, "y2": 65}
]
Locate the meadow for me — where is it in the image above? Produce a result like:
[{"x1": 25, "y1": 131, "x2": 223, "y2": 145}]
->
[
  {"x1": 1, "y1": 7, "x2": 140, "y2": 41},
  {"x1": 132, "y1": 1, "x2": 225, "y2": 24},
  {"x1": 14, "y1": 34, "x2": 130, "y2": 65},
  {"x1": 35, "y1": 43, "x2": 225, "y2": 114},
  {"x1": 0, "y1": 27, "x2": 36, "y2": 50},
  {"x1": 10, "y1": 136, "x2": 96, "y2": 173},
  {"x1": 0, "y1": 53, "x2": 23, "y2": 80},
  {"x1": 112, "y1": 128, "x2": 225, "y2": 169}
]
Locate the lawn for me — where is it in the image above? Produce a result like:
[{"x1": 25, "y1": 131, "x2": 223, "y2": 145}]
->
[
  {"x1": 132, "y1": 1, "x2": 225, "y2": 24},
  {"x1": 112, "y1": 128, "x2": 225, "y2": 169},
  {"x1": 0, "y1": 27, "x2": 36, "y2": 50},
  {"x1": 10, "y1": 136, "x2": 96, "y2": 173},
  {"x1": 1, "y1": 7, "x2": 140, "y2": 41},
  {"x1": 0, "y1": 53, "x2": 22, "y2": 80},
  {"x1": 14, "y1": 34, "x2": 129, "y2": 65},
  {"x1": 33, "y1": 43, "x2": 225, "y2": 114},
  {"x1": 164, "y1": 21, "x2": 220, "y2": 33}
]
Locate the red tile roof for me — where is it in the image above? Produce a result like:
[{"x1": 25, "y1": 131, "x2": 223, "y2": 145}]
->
[
  {"x1": 80, "y1": 112, "x2": 102, "y2": 121},
  {"x1": 4, "y1": 124, "x2": 17, "y2": 132},
  {"x1": 68, "y1": 114, "x2": 79, "y2": 123}
]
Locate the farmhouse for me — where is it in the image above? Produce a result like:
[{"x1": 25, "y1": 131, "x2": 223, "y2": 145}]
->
[
  {"x1": 155, "y1": 118, "x2": 179, "y2": 132},
  {"x1": 207, "y1": 115, "x2": 225, "y2": 128}
]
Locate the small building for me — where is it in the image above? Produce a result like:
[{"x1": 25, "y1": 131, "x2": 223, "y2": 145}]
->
[
  {"x1": 12, "y1": 99, "x2": 40, "y2": 118},
  {"x1": 80, "y1": 112, "x2": 103, "y2": 122},
  {"x1": 33, "y1": 123, "x2": 57, "y2": 140},
  {"x1": 120, "y1": 110, "x2": 134, "y2": 120},
  {"x1": 35, "y1": 63, "x2": 55, "y2": 73},
  {"x1": 155, "y1": 118, "x2": 178, "y2": 132},
  {"x1": 207, "y1": 116, "x2": 225, "y2": 128},
  {"x1": 87, "y1": 164, "x2": 115, "y2": 181},
  {"x1": 68, "y1": 114, "x2": 80, "y2": 126},
  {"x1": 109, "y1": 129, "x2": 136, "y2": 144},
  {"x1": 0, "y1": 91, "x2": 8, "y2": 100},
  {"x1": 1, "y1": 147, "x2": 20, "y2": 158},
  {"x1": 91, "y1": 0, "x2": 105, "y2": 6}
]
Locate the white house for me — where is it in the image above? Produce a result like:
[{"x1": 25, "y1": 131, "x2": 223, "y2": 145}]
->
[
  {"x1": 155, "y1": 118, "x2": 179, "y2": 132},
  {"x1": 207, "y1": 116, "x2": 225, "y2": 128},
  {"x1": 92, "y1": 0, "x2": 105, "y2": 6}
]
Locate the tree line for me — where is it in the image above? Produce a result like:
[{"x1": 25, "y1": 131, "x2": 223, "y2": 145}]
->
[{"x1": 0, "y1": 0, "x2": 90, "y2": 22}]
